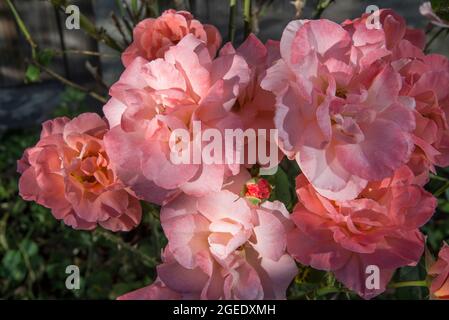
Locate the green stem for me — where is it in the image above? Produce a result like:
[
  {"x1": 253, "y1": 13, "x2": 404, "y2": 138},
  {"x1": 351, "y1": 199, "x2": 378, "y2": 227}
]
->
[
  {"x1": 54, "y1": 48, "x2": 118, "y2": 57},
  {"x1": 434, "y1": 181, "x2": 449, "y2": 198},
  {"x1": 94, "y1": 229, "x2": 158, "y2": 267},
  {"x1": 243, "y1": 0, "x2": 252, "y2": 38},
  {"x1": 32, "y1": 60, "x2": 108, "y2": 103},
  {"x1": 430, "y1": 174, "x2": 449, "y2": 182},
  {"x1": 389, "y1": 280, "x2": 428, "y2": 289},
  {"x1": 316, "y1": 286, "x2": 344, "y2": 296},
  {"x1": 425, "y1": 27, "x2": 445, "y2": 52},
  {"x1": 6, "y1": 0, "x2": 37, "y2": 58},
  {"x1": 228, "y1": 0, "x2": 237, "y2": 43}
]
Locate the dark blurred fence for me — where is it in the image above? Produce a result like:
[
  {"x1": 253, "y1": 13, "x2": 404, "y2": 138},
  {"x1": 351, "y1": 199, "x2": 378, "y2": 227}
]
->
[
  {"x1": 0, "y1": 0, "x2": 101, "y2": 130},
  {"x1": 0, "y1": 0, "x2": 99, "y2": 87},
  {"x1": 0, "y1": 0, "x2": 446, "y2": 131}
]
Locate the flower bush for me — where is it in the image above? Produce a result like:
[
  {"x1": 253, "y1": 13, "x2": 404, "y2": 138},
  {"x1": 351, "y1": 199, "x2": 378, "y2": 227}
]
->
[
  {"x1": 16, "y1": 6, "x2": 449, "y2": 300},
  {"x1": 18, "y1": 113, "x2": 141, "y2": 231}
]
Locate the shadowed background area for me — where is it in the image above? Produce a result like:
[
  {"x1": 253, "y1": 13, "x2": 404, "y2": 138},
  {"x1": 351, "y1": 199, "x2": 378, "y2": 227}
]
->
[{"x1": 1, "y1": 0, "x2": 448, "y2": 131}]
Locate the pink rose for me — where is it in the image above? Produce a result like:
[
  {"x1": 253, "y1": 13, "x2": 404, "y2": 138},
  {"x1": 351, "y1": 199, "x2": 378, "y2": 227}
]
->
[
  {"x1": 17, "y1": 113, "x2": 141, "y2": 231},
  {"x1": 122, "y1": 9, "x2": 221, "y2": 66},
  {"x1": 218, "y1": 35, "x2": 279, "y2": 132},
  {"x1": 396, "y1": 54, "x2": 449, "y2": 184},
  {"x1": 287, "y1": 166, "x2": 436, "y2": 299},
  {"x1": 342, "y1": 9, "x2": 426, "y2": 66},
  {"x1": 261, "y1": 18, "x2": 416, "y2": 201},
  {"x1": 343, "y1": 10, "x2": 449, "y2": 184},
  {"x1": 215, "y1": 35, "x2": 282, "y2": 170},
  {"x1": 104, "y1": 34, "x2": 252, "y2": 204},
  {"x1": 119, "y1": 172, "x2": 297, "y2": 300},
  {"x1": 428, "y1": 242, "x2": 449, "y2": 300}
]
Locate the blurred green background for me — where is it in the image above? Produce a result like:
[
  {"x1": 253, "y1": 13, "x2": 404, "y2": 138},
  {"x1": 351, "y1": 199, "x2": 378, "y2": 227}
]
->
[{"x1": 0, "y1": 89, "x2": 166, "y2": 299}]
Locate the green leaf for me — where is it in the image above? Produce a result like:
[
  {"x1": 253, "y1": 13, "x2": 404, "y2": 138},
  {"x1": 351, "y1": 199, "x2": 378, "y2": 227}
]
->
[
  {"x1": 1, "y1": 250, "x2": 26, "y2": 282},
  {"x1": 394, "y1": 265, "x2": 428, "y2": 299},
  {"x1": 131, "y1": 0, "x2": 138, "y2": 14},
  {"x1": 36, "y1": 49, "x2": 55, "y2": 67},
  {"x1": 25, "y1": 64, "x2": 40, "y2": 83},
  {"x1": 61, "y1": 87, "x2": 86, "y2": 104},
  {"x1": 20, "y1": 239, "x2": 38, "y2": 257},
  {"x1": 264, "y1": 167, "x2": 293, "y2": 210},
  {"x1": 11, "y1": 200, "x2": 26, "y2": 216},
  {"x1": 110, "y1": 281, "x2": 144, "y2": 299}
]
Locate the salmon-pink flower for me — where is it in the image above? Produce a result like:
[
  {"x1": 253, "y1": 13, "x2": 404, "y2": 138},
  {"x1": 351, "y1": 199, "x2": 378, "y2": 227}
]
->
[
  {"x1": 343, "y1": 10, "x2": 449, "y2": 184},
  {"x1": 428, "y1": 242, "x2": 449, "y2": 300},
  {"x1": 119, "y1": 172, "x2": 297, "y2": 300},
  {"x1": 215, "y1": 35, "x2": 282, "y2": 171},
  {"x1": 340, "y1": 10, "x2": 449, "y2": 185},
  {"x1": 395, "y1": 53, "x2": 449, "y2": 185},
  {"x1": 17, "y1": 113, "x2": 141, "y2": 231},
  {"x1": 104, "y1": 34, "x2": 255, "y2": 204},
  {"x1": 122, "y1": 9, "x2": 221, "y2": 66},
  {"x1": 261, "y1": 18, "x2": 416, "y2": 201},
  {"x1": 287, "y1": 166, "x2": 436, "y2": 299},
  {"x1": 217, "y1": 35, "x2": 280, "y2": 132},
  {"x1": 342, "y1": 9, "x2": 426, "y2": 66}
]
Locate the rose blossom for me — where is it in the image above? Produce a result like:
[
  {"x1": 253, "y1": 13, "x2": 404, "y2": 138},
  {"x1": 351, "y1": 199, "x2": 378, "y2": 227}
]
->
[
  {"x1": 261, "y1": 18, "x2": 416, "y2": 201},
  {"x1": 118, "y1": 171, "x2": 297, "y2": 300},
  {"x1": 104, "y1": 34, "x2": 255, "y2": 204},
  {"x1": 342, "y1": 9, "x2": 426, "y2": 67},
  {"x1": 428, "y1": 242, "x2": 449, "y2": 300},
  {"x1": 395, "y1": 52, "x2": 449, "y2": 185},
  {"x1": 287, "y1": 166, "x2": 436, "y2": 299},
  {"x1": 17, "y1": 113, "x2": 141, "y2": 231},
  {"x1": 343, "y1": 10, "x2": 449, "y2": 185},
  {"x1": 216, "y1": 34, "x2": 282, "y2": 170},
  {"x1": 122, "y1": 9, "x2": 221, "y2": 66},
  {"x1": 217, "y1": 34, "x2": 280, "y2": 132}
]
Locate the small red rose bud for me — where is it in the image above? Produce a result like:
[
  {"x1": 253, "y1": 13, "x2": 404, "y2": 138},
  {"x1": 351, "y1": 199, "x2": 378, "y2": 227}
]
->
[{"x1": 244, "y1": 178, "x2": 272, "y2": 204}]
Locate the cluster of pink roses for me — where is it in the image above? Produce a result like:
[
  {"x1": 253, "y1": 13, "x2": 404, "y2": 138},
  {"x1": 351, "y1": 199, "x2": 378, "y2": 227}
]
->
[{"x1": 18, "y1": 9, "x2": 449, "y2": 299}]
